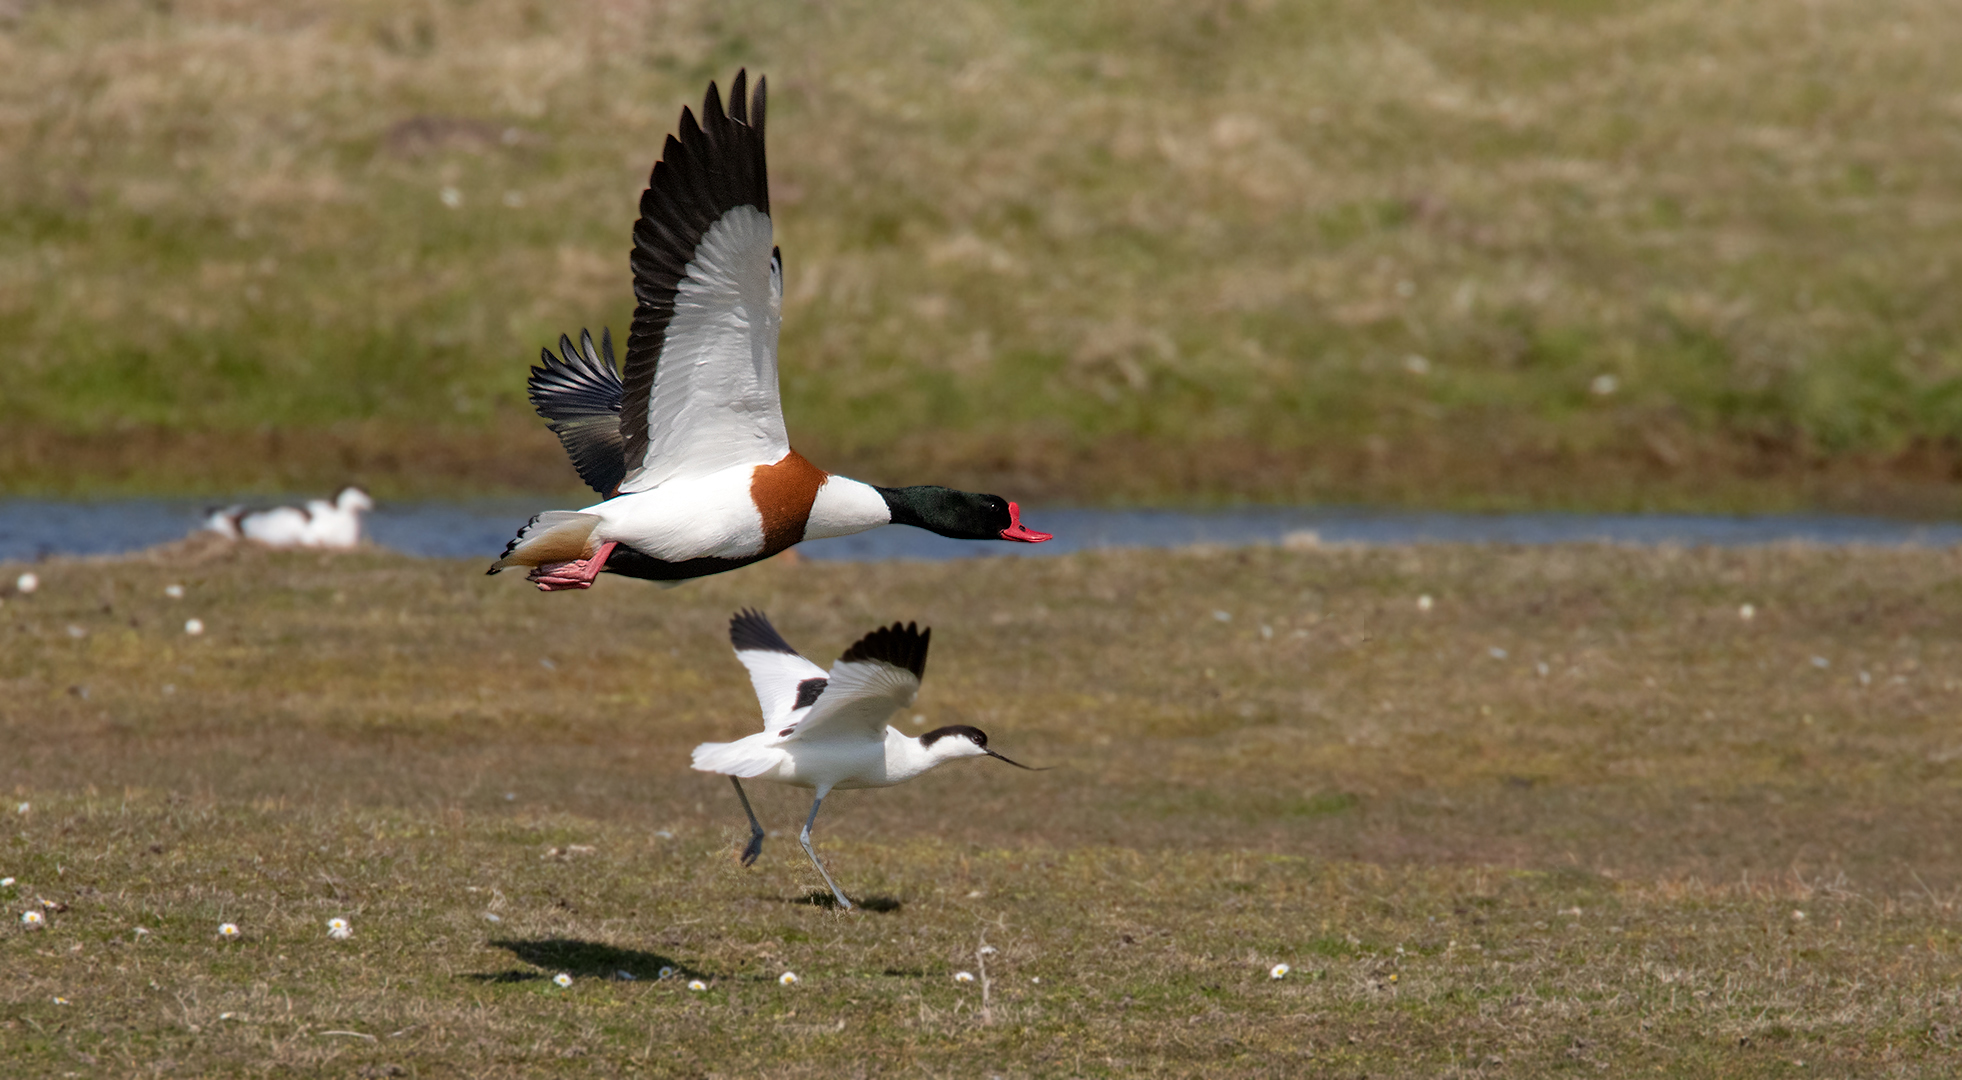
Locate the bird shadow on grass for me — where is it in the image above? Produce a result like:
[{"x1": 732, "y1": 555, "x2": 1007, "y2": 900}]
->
[
  {"x1": 463, "y1": 938, "x2": 697, "y2": 983},
  {"x1": 784, "y1": 890, "x2": 904, "y2": 913}
]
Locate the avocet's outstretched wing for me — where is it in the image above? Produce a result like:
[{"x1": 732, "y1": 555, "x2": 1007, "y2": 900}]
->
[
  {"x1": 729, "y1": 609, "x2": 831, "y2": 733},
  {"x1": 777, "y1": 622, "x2": 929, "y2": 744},
  {"x1": 529, "y1": 329, "x2": 626, "y2": 497},
  {"x1": 618, "y1": 70, "x2": 785, "y2": 493}
]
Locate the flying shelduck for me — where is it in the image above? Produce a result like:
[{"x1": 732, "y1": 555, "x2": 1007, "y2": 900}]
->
[{"x1": 491, "y1": 72, "x2": 1049, "y2": 589}]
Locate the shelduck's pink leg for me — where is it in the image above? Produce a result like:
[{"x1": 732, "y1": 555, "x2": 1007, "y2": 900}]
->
[{"x1": 528, "y1": 541, "x2": 617, "y2": 592}]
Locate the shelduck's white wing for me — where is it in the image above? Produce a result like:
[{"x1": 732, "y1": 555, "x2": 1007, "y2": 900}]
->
[
  {"x1": 617, "y1": 70, "x2": 787, "y2": 494},
  {"x1": 728, "y1": 609, "x2": 831, "y2": 732},
  {"x1": 777, "y1": 622, "x2": 929, "y2": 744}
]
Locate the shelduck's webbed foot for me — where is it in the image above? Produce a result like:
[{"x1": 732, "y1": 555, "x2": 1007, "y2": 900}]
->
[
  {"x1": 528, "y1": 541, "x2": 618, "y2": 591},
  {"x1": 740, "y1": 827, "x2": 765, "y2": 867}
]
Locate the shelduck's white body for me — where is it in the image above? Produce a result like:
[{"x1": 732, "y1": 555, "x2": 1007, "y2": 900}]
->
[{"x1": 541, "y1": 467, "x2": 894, "y2": 566}]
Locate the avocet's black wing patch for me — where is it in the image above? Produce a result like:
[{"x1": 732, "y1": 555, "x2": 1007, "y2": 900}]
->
[
  {"x1": 727, "y1": 608, "x2": 829, "y2": 731},
  {"x1": 794, "y1": 677, "x2": 828, "y2": 710},
  {"x1": 619, "y1": 70, "x2": 785, "y2": 491},
  {"x1": 838, "y1": 621, "x2": 930, "y2": 682},
  {"x1": 776, "y1": 622, "x2": 930, "y2": 744},
  {"x1": 528, "y1": 329, "x2": 626, "y2": 496}
]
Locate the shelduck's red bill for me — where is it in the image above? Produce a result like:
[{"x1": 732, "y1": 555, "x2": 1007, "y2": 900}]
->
[{"x1": 999, "y1": 502, "x2": 1052, "y2": 543}]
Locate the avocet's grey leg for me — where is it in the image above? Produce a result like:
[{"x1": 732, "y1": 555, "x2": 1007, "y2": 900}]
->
[
  {"x1": 798, "y1": 791, "x2": 851, "y2": 911},
  {"x1": 731, "y1": 777, "x2": 765, "y2": 867}
]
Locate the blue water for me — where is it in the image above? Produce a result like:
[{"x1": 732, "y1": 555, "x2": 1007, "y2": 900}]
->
[{"x1": 3, "y1": 497, "x2": 1960, "y2": 564}]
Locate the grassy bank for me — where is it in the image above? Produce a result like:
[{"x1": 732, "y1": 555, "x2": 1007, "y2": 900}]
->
[
  {"x1": 2, "y1": 0, "x2": 1961, "y2": 508},
  {"x1": 4, "y1": 543, "x2": 1960, "y2": 1074}
]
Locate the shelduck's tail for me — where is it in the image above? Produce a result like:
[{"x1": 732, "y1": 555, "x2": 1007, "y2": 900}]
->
[
  {"x1": 487, "y1": 511, "x2": 603, "y2": 574},
  {"x1": 690, "y1": 738, "x2": 783, "y2": 779}
]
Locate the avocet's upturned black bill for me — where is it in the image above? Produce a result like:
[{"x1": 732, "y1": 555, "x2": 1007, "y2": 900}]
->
[
  {"x1": 692, "y1": 609, "x2": 1043, "y2": 910},
  {"x1": 488, "y1": 72, "x2": 1050, "y2": 590}
]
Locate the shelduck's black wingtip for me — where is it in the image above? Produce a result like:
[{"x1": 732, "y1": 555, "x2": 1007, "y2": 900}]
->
[
  {"x1": 527, "y1": 332, "x2": 628, "y2": 497},
  {"x1": 729, "y1": 608, "x2": 801, "y2": 656}
]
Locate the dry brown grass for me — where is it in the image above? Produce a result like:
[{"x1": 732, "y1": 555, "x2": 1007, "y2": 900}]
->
[
  {"x1": 4, "y1": 543, "x2": 1961, "y2": 1074},
  {"x1": 3, "y1": 0, "x2": 1961, "y2": 506}
]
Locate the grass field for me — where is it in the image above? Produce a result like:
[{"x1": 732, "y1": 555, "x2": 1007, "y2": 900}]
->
[
  {"x1": 4, "y1": 0, "x2": 1962, "y2": 509},
  {"x1": 4, "y1": 542, "x2": 1961, "y2": 1075}
]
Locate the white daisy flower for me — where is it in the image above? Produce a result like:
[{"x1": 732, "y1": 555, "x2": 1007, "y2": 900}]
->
[
  {"x1": 978, "y1": 945, "x2": 998, "y2": 956},
  {"x1": 327, "y1": 918, "x2": 352, "y2": 940},
  {"x1": 15, "y1": 572, "x2": 38, "y2": 594},
  {"x1": 657, "y1": 966, "x2": 676, "y2": 979},
  {"x1": 15, "y1": 803, "x2": 27, "y2": 815},
  {"x1": 164, "y1": 584, "x2": 185, "y2": 599},
  {"x1": 1417, "y1": 594, "x2": 1434, "y2": 612},
  {"x1": 53, "y1": 996, "x2": 70, "y2": 1005},
  {"x1": 184, "y1": 618, "x2": 205, "y2": 636},
  {"x1": 553, "y1": 973, "x2": 572, "y2": 988},
  {"x1": 21, "y1": 910, "x2": 44, "y2": 927},
  {"x1": 778, "y1": 971, "x2": 799, "y2": 986},
  {"x1": 953, "y1": 971, "x2": 975, "y2": 984},
  {"x1": 687, "y1": 979, "x2": 707, "y2": 992},
  {"x1": 1270, "y1": 963, "x2": 1290, "y2": 980},
  {"x1": 1739, "y1": 603, "x2": 1755, "y2": 621},
  {"x1": 218, "y1": 922, "x2": 240, "y2": 939},
  {"x1": 0, "y1": 877, "x2": 13, "y2": 887}
]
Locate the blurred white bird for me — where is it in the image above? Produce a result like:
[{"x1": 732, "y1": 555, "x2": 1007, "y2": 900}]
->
[
  {"x1": 203, "y1": 486, "x2": 373, "y2": 549},
  {"x1": 692, "y1": 609, "x2": 1041, "y2": 910}
]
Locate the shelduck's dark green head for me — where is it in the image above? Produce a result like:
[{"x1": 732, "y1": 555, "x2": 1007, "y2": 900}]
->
[{"x1": 874, "y1": 486, "x2": 1052, "y2": 543}]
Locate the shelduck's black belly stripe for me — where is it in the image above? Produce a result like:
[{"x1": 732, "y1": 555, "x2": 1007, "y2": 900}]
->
[
  {"x1": 621, "y1": 70, "x2": 770, "y2": 469},
  {"x1": 601, "y1": 546, "x2": 774, "y2": 583}
]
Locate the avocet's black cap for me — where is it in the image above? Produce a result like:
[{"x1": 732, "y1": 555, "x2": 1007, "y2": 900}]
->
[{"x1": 920, "y1": 724, "x2": 1041, "y2": 769}]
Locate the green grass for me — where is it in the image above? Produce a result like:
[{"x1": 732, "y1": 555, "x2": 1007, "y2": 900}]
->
[
  {"x1": 2, "y1": 0, "x2": 1961, "y2": 509},
  {"x1": 5, "y1": 542, "x2": 1962, "y2": 1074}
]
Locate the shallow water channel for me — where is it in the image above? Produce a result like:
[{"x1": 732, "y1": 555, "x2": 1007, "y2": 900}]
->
[{"x1": 4, "y1": 498, "x2": 1960, "y2": 564}]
